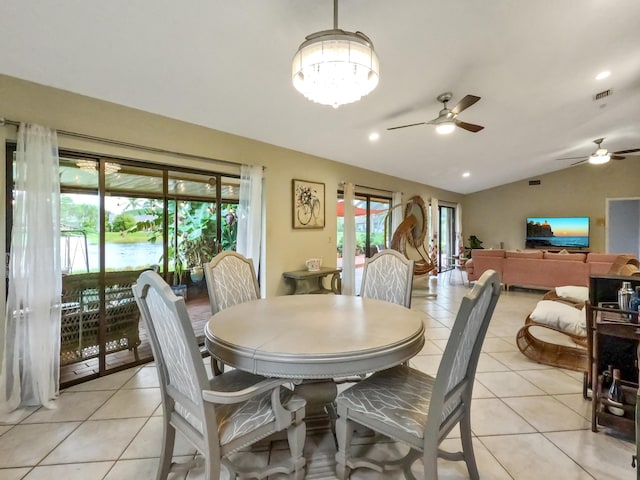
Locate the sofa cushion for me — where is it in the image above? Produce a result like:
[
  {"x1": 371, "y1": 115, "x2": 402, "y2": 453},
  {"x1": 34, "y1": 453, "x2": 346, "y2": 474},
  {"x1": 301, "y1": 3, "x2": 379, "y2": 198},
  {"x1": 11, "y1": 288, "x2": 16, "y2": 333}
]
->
[
  {"x1": 587, "y1": 253, "x2": 624, "y2": 264},
  {"x1": 471, "y1": 249, "x2": 506, "y2": 258},
  {"x1": 530, "y1": 300, "x2": 586, "y2": 336},
  {"x1": 543, "y1": 252, "x2": 587, "y2": 262},
  {"x1": 505, "y1": 251, "x2": 544, "y2": 259}
]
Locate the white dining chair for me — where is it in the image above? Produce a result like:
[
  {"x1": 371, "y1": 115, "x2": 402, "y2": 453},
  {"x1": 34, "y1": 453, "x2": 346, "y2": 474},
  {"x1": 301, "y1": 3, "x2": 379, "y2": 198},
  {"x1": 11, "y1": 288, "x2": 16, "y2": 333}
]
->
[
  {"x1": 204, "y1": 251, "x2": 260, "y2": 315},
  {"x1": 360, "y1": 249, "x2": 414, "y2": 308},
  {"x1": 334, "y1": 269, "x2": 501, "y2": 479},
  {"x1": 204, "y1": 251, "x2": 260, "y2": 374},
  {"x1": 132, "y1": 270, "x2": 306, "y2": 480}
]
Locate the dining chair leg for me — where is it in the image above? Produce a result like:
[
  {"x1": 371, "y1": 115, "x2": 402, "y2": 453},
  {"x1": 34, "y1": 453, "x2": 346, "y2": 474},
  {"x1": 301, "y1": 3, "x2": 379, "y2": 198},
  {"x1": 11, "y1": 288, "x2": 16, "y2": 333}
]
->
[
  {"x1": 207, "y1": 454, "x2": 225, "y2": 480},
  {"x1": 422, "y1": 444, "x2": 439, "y2": 480},
  {"x1": 335, "y1": 411, "x2": 353, "y2": 480},
  {"x1": 158, "y1": 419, "x2": 176, "y2": 480},
  {"x1": 460, "y1": 414, "x2": 480, "y2": 480}
]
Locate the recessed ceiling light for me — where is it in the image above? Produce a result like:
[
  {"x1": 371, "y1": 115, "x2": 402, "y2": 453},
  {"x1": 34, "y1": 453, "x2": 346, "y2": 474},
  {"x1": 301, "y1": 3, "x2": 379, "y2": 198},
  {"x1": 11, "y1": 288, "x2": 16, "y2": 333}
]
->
[
  {"x1": 462, "y1": 172, "x2": 471, "y2": 178},
  {"x1": 369, "y1": 132, "x2": 380, "y2": 141},
  {"x1": 595, "y1": 70, "x2": 611, "y2": 80}
]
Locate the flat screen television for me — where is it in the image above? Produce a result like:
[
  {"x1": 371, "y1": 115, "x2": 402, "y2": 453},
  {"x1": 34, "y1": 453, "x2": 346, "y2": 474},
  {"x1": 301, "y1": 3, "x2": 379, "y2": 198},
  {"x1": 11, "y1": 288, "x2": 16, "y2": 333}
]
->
[{"x1": 525, "y1": 216, "x2": 590, "y2": 249}]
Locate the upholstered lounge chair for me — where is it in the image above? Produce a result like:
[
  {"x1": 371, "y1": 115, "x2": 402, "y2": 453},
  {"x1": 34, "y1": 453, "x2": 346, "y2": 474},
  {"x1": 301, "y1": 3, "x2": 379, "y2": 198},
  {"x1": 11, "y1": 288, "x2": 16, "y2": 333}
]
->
[
  {"x1": 334, "y1": 270, "x2": 501, "y2": 479},
  {"x1": 132, "y1": 270, "x2": 306, "y2": 480},
  {"x1": 515, "y1": 255, "x2": 639, "y2": 373},
  {"x1": 516, "y1": 298, "x2": 588, "y2": 373}
]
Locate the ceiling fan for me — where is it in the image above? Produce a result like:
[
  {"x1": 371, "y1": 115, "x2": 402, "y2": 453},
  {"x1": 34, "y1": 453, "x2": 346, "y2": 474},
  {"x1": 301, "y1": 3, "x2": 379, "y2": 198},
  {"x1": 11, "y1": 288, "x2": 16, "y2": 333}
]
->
[
  {"x1": 387, "y1": 92, "x2": 484, "y2": 134},
  {"x1": 557, "y1": 138, "x2": 640, "y2": 165}
]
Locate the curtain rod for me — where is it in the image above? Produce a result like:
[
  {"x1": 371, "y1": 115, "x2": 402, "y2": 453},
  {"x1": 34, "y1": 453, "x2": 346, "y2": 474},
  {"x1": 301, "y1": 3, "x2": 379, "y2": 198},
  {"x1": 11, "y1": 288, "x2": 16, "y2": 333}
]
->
[
  {"x1": 339, "y1": 181, "x2": 392, "y2": 194},
  {"x1": 1, "y1": 116, "x2": 249, "y2": 169}
]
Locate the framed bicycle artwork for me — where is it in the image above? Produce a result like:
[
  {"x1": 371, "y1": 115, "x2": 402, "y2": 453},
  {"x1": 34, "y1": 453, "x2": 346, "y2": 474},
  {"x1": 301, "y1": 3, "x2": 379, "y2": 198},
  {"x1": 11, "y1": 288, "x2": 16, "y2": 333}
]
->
[{"x1": 292, "y1": 179, "x2": 325, "y2": 229}]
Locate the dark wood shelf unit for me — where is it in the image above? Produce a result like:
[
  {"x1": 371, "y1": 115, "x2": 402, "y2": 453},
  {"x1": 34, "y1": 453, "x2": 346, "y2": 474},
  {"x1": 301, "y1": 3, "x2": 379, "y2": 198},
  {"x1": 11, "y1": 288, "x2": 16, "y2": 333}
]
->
[{"x1": 587, "y1": 274, "x2": 640, "y2": 439}]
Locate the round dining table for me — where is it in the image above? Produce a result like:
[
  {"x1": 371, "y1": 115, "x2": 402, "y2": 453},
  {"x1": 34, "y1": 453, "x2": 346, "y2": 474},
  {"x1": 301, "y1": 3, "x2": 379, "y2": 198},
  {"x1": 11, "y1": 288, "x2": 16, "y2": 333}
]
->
[{"x1": 204, "y1": 294, "x2": 426, "y2": 380}]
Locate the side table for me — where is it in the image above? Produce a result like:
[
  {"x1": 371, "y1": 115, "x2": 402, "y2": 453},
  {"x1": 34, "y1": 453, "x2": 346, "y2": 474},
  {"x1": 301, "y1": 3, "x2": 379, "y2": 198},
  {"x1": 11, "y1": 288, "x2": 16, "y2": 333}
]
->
[{"x1": 282, "y1": 267, "x2": 342, "y2": 295}]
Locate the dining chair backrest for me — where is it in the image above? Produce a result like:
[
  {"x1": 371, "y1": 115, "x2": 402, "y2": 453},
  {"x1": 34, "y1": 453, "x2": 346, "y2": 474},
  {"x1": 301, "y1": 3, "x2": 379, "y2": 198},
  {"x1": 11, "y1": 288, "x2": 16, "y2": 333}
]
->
[
  {"x1": 427, "y1": 269, "x2": 501, "y2": 434},
  {"x1": 132, "y1": 270, "x2": 214, "y2": 457},
  {"x1": 360, "y1": 249, "x2": 414, "y2": 308},
  {"x1": 204, "y1": 251, "x2": 260, "y2": 314}
]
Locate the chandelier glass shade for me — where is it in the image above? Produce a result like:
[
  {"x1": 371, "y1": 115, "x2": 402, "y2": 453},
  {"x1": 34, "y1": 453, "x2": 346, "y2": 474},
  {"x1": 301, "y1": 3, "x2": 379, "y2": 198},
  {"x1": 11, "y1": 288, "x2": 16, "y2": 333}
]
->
[{"x1": 292, "y1": 0, "x2": 379, "y2": 109}]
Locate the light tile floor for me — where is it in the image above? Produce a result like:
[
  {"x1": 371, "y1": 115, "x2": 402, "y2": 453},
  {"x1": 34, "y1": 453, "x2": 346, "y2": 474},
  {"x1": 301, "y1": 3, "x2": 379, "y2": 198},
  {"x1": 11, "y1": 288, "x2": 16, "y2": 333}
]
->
[{"x1": 1, "y1": 279, "x2": 637, "y2": 479}]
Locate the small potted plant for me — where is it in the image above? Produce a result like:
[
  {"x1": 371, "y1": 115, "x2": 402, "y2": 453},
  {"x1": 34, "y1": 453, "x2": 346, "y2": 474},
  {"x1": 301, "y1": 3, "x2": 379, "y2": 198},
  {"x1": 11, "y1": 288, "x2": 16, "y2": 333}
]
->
[
  {"x1": 190, "y1": 264, "x2": 204, "y2": 283},
  {"x1": 171, "y1": 256, "x2": 188, "y2": 299}
]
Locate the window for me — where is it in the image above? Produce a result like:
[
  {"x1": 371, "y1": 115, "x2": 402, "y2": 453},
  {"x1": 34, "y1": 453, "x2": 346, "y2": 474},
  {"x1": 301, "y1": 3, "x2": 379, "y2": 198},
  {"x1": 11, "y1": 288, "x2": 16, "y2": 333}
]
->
[{"x1": 6, "y1": 144, "x2": 240, "y2": 386}]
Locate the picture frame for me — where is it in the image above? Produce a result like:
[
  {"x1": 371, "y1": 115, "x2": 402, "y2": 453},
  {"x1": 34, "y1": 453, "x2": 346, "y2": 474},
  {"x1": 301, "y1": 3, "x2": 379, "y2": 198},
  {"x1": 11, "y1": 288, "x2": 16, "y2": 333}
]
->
[{"x1": 292, "y1": 179, "x2": 325, "y2": 229}]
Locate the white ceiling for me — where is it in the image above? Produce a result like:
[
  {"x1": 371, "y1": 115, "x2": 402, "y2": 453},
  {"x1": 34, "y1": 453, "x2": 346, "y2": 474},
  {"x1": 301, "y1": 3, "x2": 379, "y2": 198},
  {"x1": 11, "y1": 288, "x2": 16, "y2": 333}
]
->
[{"x1": 2, "y1": 0, "x2": 640, "y2": 194}]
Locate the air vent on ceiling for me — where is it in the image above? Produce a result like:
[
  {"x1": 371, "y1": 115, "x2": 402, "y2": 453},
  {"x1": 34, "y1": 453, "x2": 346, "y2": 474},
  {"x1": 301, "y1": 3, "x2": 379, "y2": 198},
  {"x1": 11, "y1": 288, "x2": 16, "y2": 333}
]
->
[
  {"x1": 528, "y1": 180, "x2": 541, "y2": 186},
  {"x1": 593, "y1": 89, "x2": 612, "y2": 101}
]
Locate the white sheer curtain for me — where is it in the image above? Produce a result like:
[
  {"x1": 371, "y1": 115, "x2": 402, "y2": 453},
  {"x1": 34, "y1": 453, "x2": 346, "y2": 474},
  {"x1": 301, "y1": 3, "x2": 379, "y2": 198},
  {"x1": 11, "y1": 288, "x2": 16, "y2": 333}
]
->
[
  {"x1": 455, "y1": 202, "x2": 464, "y2": 257},
  {"x1": 236, "y1": 165, "x2": 263, "y2": 280},
  {"x1": 391, "y1": 191, "x2": 403, "y2": 240},
  {"x1": 429, "y1": 197, "x2": 439, "y2": 272},
  {"x1": 341, "y1": 183, "x2": 356, "y2": 295},
  {"x1": 1, "y1": 123, "x2": 61, "y2": 411}
]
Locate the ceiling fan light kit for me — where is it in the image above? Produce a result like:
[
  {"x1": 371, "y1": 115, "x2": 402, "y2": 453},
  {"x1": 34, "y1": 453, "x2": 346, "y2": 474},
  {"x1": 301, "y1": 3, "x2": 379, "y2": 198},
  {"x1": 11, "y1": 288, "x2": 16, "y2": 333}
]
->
[
  {"x1": 588, "y1": 152, "x2": 610, "y2": 164},
  {"x1": 435, "y1": 121, "x2": 455, "y2": 134},
  {"x1": 292, "y1": 0, "x2": 379, "y2": 108}
]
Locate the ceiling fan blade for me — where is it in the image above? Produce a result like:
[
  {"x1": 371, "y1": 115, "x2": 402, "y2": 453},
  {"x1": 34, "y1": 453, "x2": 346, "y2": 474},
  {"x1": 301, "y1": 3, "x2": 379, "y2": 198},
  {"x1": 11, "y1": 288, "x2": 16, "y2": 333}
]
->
[
  {"x1": 611, "y1": 155, "x2": 626, "y2": 160},
  {"x1": 454, "y1": 120, "x2": 484, "y2": 132},
  {"x1": 613, "y1": 148, "x2": 640, "y2": 154},
  {"x1": 571, "y1": 159, "x2": 588, "y2": 166},
  {"x1": 556, "y1": 156, "x2": 588, "y2": 161},
  {"x1": 451, "y1": 95, "x2": 481, "y2": 115},
  {"x1": 387, "y1": 121, "x2": 427, "y2": 131}
]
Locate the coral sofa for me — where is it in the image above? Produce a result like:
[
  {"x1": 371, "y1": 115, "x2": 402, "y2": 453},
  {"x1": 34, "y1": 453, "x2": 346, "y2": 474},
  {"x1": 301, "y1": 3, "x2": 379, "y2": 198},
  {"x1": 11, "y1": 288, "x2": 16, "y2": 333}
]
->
[{"x1": 464, "y1": 249, "x2": 632, "y2": 289}]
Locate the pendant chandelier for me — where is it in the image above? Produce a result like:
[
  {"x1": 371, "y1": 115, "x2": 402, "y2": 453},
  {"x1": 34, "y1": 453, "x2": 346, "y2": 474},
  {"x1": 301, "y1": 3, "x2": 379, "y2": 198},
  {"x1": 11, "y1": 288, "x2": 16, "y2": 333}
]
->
[{"x1": 292, "y1": 0, "x2": 379, "y2": 108}]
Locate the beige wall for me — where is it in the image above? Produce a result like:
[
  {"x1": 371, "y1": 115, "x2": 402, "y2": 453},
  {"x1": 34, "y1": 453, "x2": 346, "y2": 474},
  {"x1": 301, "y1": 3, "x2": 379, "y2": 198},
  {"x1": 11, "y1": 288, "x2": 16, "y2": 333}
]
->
[
  {"x1": 462, "y1": 162, "x2": 639, "y2": 253},
  {"x1": 0, "y1": 75, "x2": 461, "y2": 297}
]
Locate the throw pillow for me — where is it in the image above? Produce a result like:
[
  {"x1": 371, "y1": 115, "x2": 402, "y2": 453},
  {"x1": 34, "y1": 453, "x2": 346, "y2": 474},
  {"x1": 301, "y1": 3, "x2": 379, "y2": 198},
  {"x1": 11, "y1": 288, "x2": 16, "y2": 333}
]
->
[
  {"x1": 555, "y1": 286, "x2": 589, "y2": 304},
  {"x1": 530, "y1": 300, "x2": 586, "y2": 336}
]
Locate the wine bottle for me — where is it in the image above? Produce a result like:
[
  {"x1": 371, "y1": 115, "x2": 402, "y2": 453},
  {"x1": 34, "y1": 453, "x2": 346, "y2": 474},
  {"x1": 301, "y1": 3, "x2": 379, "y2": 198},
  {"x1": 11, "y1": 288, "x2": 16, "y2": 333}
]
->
[
  {"x1": 607, "y1": 368, "x2": 625, "y2": 416},
  {"x1": 602, "y1": 365, "x2": 613, "y2": 390}
]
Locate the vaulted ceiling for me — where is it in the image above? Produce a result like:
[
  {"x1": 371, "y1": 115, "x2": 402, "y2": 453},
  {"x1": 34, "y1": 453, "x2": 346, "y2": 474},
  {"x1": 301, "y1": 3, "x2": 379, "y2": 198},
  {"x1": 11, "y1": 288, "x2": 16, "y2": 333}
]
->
[{"x1": 1, "y1": 0, "x2": 639, "y2": 194}]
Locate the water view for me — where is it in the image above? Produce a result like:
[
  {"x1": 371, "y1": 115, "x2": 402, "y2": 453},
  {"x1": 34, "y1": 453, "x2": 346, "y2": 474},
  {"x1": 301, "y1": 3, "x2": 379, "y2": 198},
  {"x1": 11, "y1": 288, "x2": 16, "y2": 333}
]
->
[{"x1": 63, "y1": 238, "x2": 163, "y2": 273}]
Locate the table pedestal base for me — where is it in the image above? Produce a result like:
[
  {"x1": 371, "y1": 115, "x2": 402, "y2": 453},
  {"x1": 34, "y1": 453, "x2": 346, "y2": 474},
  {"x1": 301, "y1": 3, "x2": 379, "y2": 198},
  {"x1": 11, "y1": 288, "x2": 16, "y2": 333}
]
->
[{"x1": 293, "y1": 379, "x2": 338, "y2": 433}]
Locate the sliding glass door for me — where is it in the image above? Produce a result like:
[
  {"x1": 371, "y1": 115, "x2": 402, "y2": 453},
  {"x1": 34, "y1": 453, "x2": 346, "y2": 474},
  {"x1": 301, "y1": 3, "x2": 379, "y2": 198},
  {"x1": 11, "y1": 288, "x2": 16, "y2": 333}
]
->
[
  {"x1": 439, "y1": 204, "x2": 456, "y2": 272},
  {"x1": 6, "y1": 145, "x2": 240, "y2": 386},
  {"x1": 337, "y1": 192, "x2": 391, "y2": 293}
]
